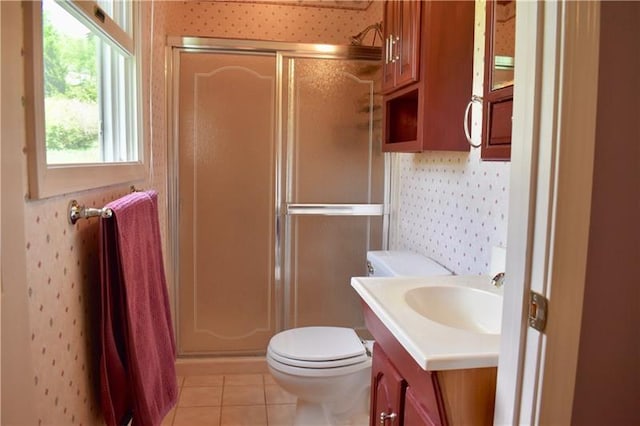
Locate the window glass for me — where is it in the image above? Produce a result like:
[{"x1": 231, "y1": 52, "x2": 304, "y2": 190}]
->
[
  {"x1": 41, "y1": 0, "x2": 137, "y2": 165},
  {"x1": 43, "y1": 0, "x2": 101, "y2": 164},
  {"x1": 24, "y1": 0, "x2": 145, "y2": 198}
]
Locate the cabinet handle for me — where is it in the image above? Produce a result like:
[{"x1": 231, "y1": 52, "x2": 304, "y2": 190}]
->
[
  {"x1": 379, "y1": 411, "x2": 398, "y2": 425},
  {"x1": 389, "y1": 36, "x2": 400, "y2": 63},
  {"x1": 464, "y1": 95, "x2": 483, "y2": 148},
  {"x1": 385, "y1": 35, "x2": 391, "y2": 64},
  {"x1": 393, "y1": 35, "x2": 400, "y2": 63}
]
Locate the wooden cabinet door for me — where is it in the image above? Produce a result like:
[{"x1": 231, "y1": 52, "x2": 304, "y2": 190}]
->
[
  {"x1": 381, "y1": 0, "x2": 398, "y2": 93},
  {"x1": 395, "y1": 0, "x2": 421, "y2": 89},
  {"x1": 404, "y1": 387, "x2": 436, "y2": 426},
  {"x1": 382, "y1": 0, "x2": 421, "y2": 94},
  {"x1": 382, "y1": 1, "x2": 474, "y2": 153},
  {"x1": 371, "y1": 344, "x2": 406, "y2": 426}
]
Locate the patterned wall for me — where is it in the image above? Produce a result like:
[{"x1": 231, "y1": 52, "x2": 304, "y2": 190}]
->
[
  {"x1": 17, "y1": 1, "x2": 380, "y2": 424},
  {"x1": 166, "y1": 0, "x2": 382, "y2": 44},
  {"x1": 20, "y1": 2, "x2": 170, "y2": 424},
  {"x1": 389, "y1": 0, "x2": 511, "y2": 275},
  {"x1": 494, "y1": 1, "x2": 516, "y2": 57},
  {"x1": 25, "y1": 192, "x2": 129, "y2": 425},
  {"x1": 15, "y1": 1, "x2": 506, "y2": 423}
]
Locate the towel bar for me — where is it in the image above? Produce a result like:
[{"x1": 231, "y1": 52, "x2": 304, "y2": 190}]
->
[
  {"x1": 68, "y1": 186, "x2": 144, "y2": 225},
  {"x1": 68, "y1": 200, "x2": 113, "y2": 225}
]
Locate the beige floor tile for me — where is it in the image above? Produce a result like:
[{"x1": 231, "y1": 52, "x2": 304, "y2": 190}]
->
[
  {"x1": 176, "y1": 376, "x2": 185, "y2": 387},
  {"x1": 262, "y1": 374, "x2": 276, "y2": 385},
  {"x1": 265, "y1": 384, "x2": 297, "y2": 405},
  {"x1": 160, "y1": 406, "x2": 177, "y2": 426},
  {"x1": 266, "y1": 404, "x2": 296, "y2": 426},
  {"x1": 224, "y1": 373, "x2": 264, "y2": 386},
  {"x1": 178, "y1": 386, "x2": 223, "y2": 407},
  {"x1": 173, "y1": 406, "x2": 221, "y2": 426},
  {"x1": 184, "y1": 374, "x2": 225, "y2": 387},
  {"x1": 222, "y1": 385, "x2": 265, "y2": 406},
  {"x1": 220, "y1": 405, "x2": 267, "y2": 426}
]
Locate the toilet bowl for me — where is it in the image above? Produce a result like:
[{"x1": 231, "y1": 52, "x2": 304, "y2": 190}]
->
[
  {"x1": 266, "y1": 251, "x2": 452, "y2": 426},
  {"x1": 267, "y1": 326, "x2": 371, "y2": 426}
]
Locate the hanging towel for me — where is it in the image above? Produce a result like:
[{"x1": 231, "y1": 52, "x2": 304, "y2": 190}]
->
[{"x1": 99, "y1": 190, "x2": 178, "y2": 426}]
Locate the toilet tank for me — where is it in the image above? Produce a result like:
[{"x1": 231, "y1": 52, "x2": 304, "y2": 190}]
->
[{"x1": 366, "y1": 250, "x2": 452, "y2": 277}]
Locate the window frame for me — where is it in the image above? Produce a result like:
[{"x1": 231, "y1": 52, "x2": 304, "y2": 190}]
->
[{"x1": 23, "y1": 0, "x2": 146, "y2": 199}]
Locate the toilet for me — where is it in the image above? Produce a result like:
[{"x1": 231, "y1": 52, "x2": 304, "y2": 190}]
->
[{"x1": 266, "y1": 251, "x2": 452, "y2": 426}]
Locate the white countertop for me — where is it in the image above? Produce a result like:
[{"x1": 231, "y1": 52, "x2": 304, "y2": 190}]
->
[{"x1": 351, "y1": 275, "x2": 503, "y2": 371}]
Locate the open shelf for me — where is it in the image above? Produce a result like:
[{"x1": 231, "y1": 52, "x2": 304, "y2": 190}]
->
[{"x1": 383, "y1": 85, "x2": 421, "y2": 152}]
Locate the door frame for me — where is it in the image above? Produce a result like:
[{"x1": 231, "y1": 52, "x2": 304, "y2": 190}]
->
[{"x1": 496, "y1": 1, "x2": 600, "y2": 424}]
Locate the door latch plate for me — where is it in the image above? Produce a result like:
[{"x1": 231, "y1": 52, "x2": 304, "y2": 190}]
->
[{"x1": 528, "y1": 291, "x2": 548, "y2": 332}]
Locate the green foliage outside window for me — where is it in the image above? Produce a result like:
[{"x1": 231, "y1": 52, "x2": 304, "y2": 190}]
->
[{"x1": 43, "y1": 11, "x2": 100, "y2": 154}]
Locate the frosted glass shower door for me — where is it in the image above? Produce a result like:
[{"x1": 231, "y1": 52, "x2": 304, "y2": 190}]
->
[
  {"x1": 177, "y1": 52, "x2": 277, "y2": 355},
  {"x1": 283, "y1": 57, "x2": 384, "y2": 330}
]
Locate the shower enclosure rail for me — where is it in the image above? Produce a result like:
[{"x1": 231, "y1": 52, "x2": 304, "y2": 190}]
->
[{"x1": 286, "y1": 204, "x2": 385, "y2": 216}]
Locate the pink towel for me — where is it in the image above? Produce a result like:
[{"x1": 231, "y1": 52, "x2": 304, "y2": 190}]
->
[{"x1": 99, "y1": 190, "x2": 177, "y2": 426}]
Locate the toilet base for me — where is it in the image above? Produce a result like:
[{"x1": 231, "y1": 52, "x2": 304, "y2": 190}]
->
[{"x1": 293, "y1": 386, "x2": 370, "y2": 426}]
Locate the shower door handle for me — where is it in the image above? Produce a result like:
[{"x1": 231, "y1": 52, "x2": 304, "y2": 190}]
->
[{"x1": 285, "y1": 204, "x2": 385, "y2": 216}]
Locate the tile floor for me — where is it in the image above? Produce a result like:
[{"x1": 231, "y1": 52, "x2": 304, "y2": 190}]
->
[{"x1": 162, "y1": 373, "x2": 297, "y2": 426}]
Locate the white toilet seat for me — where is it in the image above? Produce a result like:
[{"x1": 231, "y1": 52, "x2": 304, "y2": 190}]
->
[
  {"x1": 267, "y1": 346, "x2": 369, "y2": 369},
  {"x1": 268, "y1": 326, "x2": 366, "y2": 361},
  {"x1": 267, "y1": 326, "x2": 371, "y2": 377},
  {"x1": 267, "y1": 350, "x2": 371, "y2": 378}
]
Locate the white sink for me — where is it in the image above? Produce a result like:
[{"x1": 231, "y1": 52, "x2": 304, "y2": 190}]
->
[
  {"x1": 404, "y1": 286, "x2": 502, "y2": 334},
  {"x1": 350, "y1": 275, "x2": 504, "y2": 370}
]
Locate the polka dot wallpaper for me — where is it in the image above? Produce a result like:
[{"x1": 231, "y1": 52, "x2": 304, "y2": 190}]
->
[
  {"x1": 19, "y1": 1, "x2": 381, "y2": 424},
  {"x1": 21, "y1": 2, "x2": 170, "y2": 424},
  {"x1": 17, "y1": 1, "x2": 508, "y2": 424},
  {"x1": 494, "y1": 1, "x2": 516, "y2": 57},
  {"x1": 165, "y1": 0, "x2": 383, "y2": 45},
  {"x1": 25, "y1": 192, "x2": 132, "y2": 425},
  {"x1": 389, "y1": 0, "x2": 511, "y2": 275}
]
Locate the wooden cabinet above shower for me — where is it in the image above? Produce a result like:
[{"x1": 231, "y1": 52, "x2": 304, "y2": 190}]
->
[
  {"x1": 381, "y1": 0, "x2": 421, "y2": 93},
  {"x1": 382, "y1": 1, "x2": 475, "y2": 153}
]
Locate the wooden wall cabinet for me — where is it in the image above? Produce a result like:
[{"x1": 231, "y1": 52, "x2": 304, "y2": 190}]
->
[
  {"x1": 382, "y1": 1, "x2": 475, "y2": 153},
  {"x1": 363, "y1": 303, "x2": 497, "y2": 426},
  {"x1": 381, "y1": 0, "x2": 422, "y2": 93},
  {"x1": 481, "y1": 0, "x2": 515, "y2": 160}
]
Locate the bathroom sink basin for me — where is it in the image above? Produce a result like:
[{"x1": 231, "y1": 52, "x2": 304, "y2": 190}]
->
[
  {"x1": 404, "y1": 286, "x2": 502, "y2": 334},
  {"x1": 352, "y1": 275, "x2": 503, "y2": 370}
]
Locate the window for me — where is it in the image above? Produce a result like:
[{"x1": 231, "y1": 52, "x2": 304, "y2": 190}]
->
[{"x1": 24, "y1": 0, "x2": 146, "y2": 198}]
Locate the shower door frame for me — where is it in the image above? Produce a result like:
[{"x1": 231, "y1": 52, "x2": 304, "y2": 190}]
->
[{"x1": 166, "y1": 37, "x2": 390, "y2": 356}]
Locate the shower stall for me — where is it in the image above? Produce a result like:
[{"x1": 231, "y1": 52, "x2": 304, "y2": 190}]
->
[{"x1": 168, "y1": 38, "x2": 386, "y2": 356}]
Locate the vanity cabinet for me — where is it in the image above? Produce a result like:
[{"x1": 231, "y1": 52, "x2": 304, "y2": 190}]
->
[
  {"x1": 404, "y1": 387, "x2": 433, "y2": 426},
  {"x1": 371, "y1": 345, "x2": 406, "y2": 425},
  {"x1": 363, "y1": 303, "x2": 497, "y2": 426},
  {"x1": 381, "y1": 0, "x2": 422, "y2": 93},
  {"x1": 382, "y1": 1, "x2": 475, "y2": 152}
]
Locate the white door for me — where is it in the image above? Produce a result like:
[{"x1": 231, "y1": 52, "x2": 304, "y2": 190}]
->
[{"x1": 495, "y1": 1, "x2": 601, "y2": 424}]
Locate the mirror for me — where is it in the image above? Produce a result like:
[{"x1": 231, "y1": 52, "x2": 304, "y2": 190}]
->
[
  {"x1": 480, "y1": 0, "x2": 515, "y2": 161},
  {"x1": 491, "y1": 0, "x2": 515, "y2": 90}
]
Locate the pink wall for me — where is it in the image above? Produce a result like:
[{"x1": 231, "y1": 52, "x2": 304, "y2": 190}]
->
[
  {"x1": 2, "y1": 2, "x2": 170, "y2": 423},
  {"x1": 165, "y1": 0, "x2": 382, "y2": 44},
  {"x1": 571, "y1": 2, "x2": 640, "y2": 424},
  {"x1": 3, "y1": 1, "x2": 381, "y2": 424}
]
